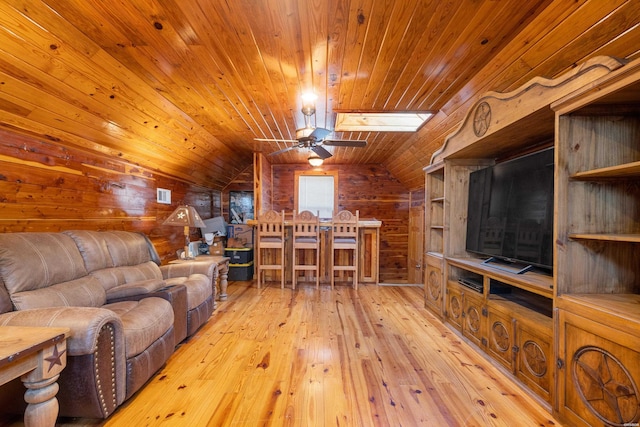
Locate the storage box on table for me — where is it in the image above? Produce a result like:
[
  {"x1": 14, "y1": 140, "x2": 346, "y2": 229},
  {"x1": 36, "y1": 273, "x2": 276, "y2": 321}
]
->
[
  {"x1": 226, "y1": 224, "x2": 254, "y2": 247},
  {"x1": 208, "y1": 236, "x2": 225, "y2": 256}
]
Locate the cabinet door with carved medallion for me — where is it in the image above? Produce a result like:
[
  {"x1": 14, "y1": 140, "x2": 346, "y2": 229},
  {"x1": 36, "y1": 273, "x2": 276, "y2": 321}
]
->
[
  {"x1": 445, "y1": 283, "x2": 463, "y2": 331},
  {"x1": 515, "y1": 317, "x2": 552, "y2": 404},
  {"x1": 557, "y1": 309, "x2": 640, "y2": 427},
  {"x1": 424, "y1": 255, "x2": 444, "y2": 317},
  {"x1": 461, "y1": 289, "x2": 485, "y2": 349},
  {"x1": 486, "y1": 303, "x2": 514, "y2": 372}
]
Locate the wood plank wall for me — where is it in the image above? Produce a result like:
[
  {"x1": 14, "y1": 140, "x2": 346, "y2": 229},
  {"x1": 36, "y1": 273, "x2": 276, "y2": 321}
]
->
[
  {"x1": 253, "y1": 152, "x2": 273, "y2": 215},
  {"x1": 271, "y1": 163, "x2": 410, "y2": 283},
  {"x1": 0, "y1": 128, "x2": 221, "y2": 262}
]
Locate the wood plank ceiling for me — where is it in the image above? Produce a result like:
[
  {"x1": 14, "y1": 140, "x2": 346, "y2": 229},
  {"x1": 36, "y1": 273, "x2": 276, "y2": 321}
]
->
[{"x1": 0, "y1": 0, "x2": 638, "y2": 190}]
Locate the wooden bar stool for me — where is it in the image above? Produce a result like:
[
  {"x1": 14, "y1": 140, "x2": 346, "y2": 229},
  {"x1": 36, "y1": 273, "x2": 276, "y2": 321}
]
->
[
  {"x1": 330, "y1": 210, "x2": 359, "y2": 289},
  {"x1": 256, "y1": 210, "x2": 286, "y2": 288},
  {"x1": 292, "y1": 210, "x2": 320, "y2": 289}
]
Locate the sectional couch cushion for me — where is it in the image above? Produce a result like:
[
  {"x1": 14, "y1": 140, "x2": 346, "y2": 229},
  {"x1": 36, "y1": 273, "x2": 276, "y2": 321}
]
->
[
  {"x1": 164, "y1": 276, "x2": 211, "y2": 311},
  {"x1": 0, "y1": 233, "x2": 87, "y2": 293},
  {"x1": 66, "y1": 230, "x2": 151, "y2": 268},
  {"x1": 11, "y1": 276, "x2": 107, "y2": 310},
  {"x1": 105, "y1": 298, "x2": 174, "y2": 358}
]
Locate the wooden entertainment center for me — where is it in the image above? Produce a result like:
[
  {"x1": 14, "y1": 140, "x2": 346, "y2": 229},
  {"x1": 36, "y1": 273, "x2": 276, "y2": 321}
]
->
[{"x1": 424, "y1": 56, "x2": 640, "y2": 426}]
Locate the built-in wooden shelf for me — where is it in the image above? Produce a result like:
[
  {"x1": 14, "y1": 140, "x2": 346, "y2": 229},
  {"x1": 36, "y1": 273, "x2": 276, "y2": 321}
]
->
[
  {"x1": 569, "y1": 233, "x2": 640, "y2": 243},
  {"x1": 570, "y1": 160, "x2": 640, "y2": 179},
  {"x1": 447, "y1": 256, "x2": 553, "y2": 299},
  {"x1": 426, "y1": 251, "x2": 443, "y2": 258},
  {"x1": 558, "y1": 293, "x2": 640, "y2": 323}
]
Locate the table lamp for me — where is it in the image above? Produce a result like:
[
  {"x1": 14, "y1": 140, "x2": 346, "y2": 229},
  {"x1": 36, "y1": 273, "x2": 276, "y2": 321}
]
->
[{"x1": 162, "y1": 205, "x2": 206, "y2": 259}]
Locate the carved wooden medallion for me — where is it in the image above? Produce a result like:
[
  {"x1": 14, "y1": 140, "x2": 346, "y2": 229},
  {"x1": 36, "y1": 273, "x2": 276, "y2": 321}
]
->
[
  {"x1": 573, "y1": 346, "x2": 639, "y2": 426},
  {"x1": 491, "y1": 321, "x2": 510, "y2": 352},
  {"x1": 473, "y1": 101, "x2": 491, "y2": 137},
  {"x1": 428, "y1": 270, "x2": 441, "y2": 301},
  {"x1": 466, "y1": 307, "x2": 480, "y2": 333},
  {"x1": 523, "y1": 340, "x2": 547, "y2": 377},
  {"x1": 450, "y1": 296, "x2": 461, "y2": 320}
]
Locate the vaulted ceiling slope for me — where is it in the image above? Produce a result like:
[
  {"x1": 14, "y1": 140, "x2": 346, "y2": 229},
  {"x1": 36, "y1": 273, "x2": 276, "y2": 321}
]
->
[{"x1": 0, "y1": 1, "x2": 638, "y2": 190}]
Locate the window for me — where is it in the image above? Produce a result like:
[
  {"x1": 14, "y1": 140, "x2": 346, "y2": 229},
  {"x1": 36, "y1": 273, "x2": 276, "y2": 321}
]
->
[{"x1": 295, "y1": 171, "x2": 338, "y2": 218}]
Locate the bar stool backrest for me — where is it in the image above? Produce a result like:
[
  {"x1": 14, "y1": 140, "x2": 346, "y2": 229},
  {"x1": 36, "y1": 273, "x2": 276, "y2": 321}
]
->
[
  {"x1": 257, "y1": 209, "x2": 285, "y2": 243},
  {"x1": 293, "y1": 210, "x2": 319, "y2": 243},
  {"x1": 332, "y1": 210, "x2": 359, "y2": 243}
]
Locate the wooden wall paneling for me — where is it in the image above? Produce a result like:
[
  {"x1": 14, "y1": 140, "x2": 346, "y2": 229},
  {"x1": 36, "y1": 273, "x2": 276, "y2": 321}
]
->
[{"x1": 0, "y1": 128, "x2": 217, "y2": 263}]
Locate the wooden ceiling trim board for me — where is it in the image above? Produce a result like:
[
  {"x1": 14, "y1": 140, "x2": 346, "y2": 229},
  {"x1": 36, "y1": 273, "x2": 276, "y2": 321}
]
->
[
  {"x1": 221, "y1": 3, "x2": 299, "y2": 142},
  {"x1": 0, "y1": 6, "x2": 240, "y2": 173},
  {"x1": 38, "y1": 0, "x2": 130, "y2": 48},
  {"x1": 3, "y1": 1, "x2": 101, "y2": 60},
  {"x1": 372, "y1": 0, "x2": 438, "y2": 110},
  {"x1": 5, "y1": 54, "x2": 240, "y2": 178},
  {"x1": 325, "y1": 0, "x2": 349, "y2": 131},
  {"x1": 497, "y1": 0, "x2": 627, "y2": 90},
  {"x1": 90, "y1": 56, "x2": 249, "y2": 176},
  {"x1": 404, "y1": 0, "x2": 499, "y2": 110},
  {"x1": 417, "y1": 0, "x2": 549, "y2": 110},
  {"x1": 587, "y1": 24, "x2": 640, "y2": 63},
  {"x1": 151, "y1": 0, "x2": 202, "y2": 46},
  {"x1": 249, "y1": 0, "x2": 303, "y2": 140},
  {"x1": 365, "y1": 1, "x2": 441, "y2": 110},
  {"x1": 346, "y1": 0, "x2": 399, "y2": 109},
  {"x1": 335, "y1": 0, "x2": 375, "y2": 110},
  {"x1": 531, "y1": 2, "x2": 640, "y2": 84},
  {"x1": 385, "y1": 0, "x2": 582, "y2": 183},
  {"x1": 384, "y1": 0, "x2": 465, "y2": 110}
]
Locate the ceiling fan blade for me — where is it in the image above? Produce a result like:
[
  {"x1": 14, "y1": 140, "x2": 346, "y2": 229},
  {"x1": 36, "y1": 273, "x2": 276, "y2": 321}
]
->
[
  {"x1": 268, "y1": 145, "x2": 297, "y2": 156},
  {"x1": 322, "y1": 139, "x2": 367, "y2": 147},
  {"x1": 311, "y1": 145, "x2": 332, "y2": 159},
  {"x1": 309, "y1": 127, "x2": 331, "y2": 141},
  {"x1": 255, "y1": 138, "x2": 299, "y2": 143}
]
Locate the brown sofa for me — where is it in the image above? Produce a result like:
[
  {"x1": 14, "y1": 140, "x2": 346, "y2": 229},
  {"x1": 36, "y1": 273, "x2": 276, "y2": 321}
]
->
[{"x1": 0, "y1": 231, "x2": 218, "y2": 419}]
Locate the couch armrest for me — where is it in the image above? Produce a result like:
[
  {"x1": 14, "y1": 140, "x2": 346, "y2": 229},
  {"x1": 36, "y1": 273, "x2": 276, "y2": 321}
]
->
[
  {"x1": 105, "y1": 278, "x2": 166, "y2": 301},
  {"x1": 160, "y1": 260, "x2": 217, "y2": 280},
  {"x1": 0, "y1": 306, "x2": 124, "y2": 357}
]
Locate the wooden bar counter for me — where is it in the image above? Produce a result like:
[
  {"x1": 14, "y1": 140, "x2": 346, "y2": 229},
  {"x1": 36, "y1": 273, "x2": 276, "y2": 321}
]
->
[{"x1": 247, "y1": 218, "x2": 381, "y2": 285}]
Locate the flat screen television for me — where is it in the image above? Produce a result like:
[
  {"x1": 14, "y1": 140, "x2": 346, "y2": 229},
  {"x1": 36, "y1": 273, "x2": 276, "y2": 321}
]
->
[{"x1": 465, "y1": 147, "x2": 554, "y2": 274}]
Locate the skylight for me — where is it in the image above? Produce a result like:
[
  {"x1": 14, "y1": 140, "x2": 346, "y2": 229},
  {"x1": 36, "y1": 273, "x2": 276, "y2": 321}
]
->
[{"x1": 334, "y1": 112, "x2": 434, "y2": 132}]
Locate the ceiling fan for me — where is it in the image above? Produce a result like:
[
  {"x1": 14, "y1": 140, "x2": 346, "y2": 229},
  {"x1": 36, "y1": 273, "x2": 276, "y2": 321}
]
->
[
  {"x1": 255, "y1": 94, "x2": 367, "y2": 162},
  {"x1": 255, "y1": 127, "x2": 367, "y2": 160}
]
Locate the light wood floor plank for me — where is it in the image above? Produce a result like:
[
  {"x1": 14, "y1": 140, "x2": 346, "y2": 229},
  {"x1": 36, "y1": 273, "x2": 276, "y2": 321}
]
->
[{"x1": 0, "y1": 282, "x2": 562, "y2": 426}]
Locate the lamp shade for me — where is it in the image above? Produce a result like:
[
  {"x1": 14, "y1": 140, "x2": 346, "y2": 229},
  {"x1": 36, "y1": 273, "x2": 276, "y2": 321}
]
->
[
  {"x1": 162, "y1": 205, "x2": 206, "y2": 228},
  {"x1": 308, "y1": 155, "x2": 324, "y2": 167}
]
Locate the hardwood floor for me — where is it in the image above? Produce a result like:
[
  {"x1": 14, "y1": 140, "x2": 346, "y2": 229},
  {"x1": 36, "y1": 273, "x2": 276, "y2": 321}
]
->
[{"x1": 3, "y1": 281, "x2": 562, "y2": 426}]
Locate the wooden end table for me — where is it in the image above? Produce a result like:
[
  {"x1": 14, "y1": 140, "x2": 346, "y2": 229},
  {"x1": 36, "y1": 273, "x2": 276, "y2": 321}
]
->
[
  {"x1": 169, "y1": 255, "x2": 231, "y2": 301},
  {"x1": 0, "y1": 326, "x2": 70, "y2": 427}
]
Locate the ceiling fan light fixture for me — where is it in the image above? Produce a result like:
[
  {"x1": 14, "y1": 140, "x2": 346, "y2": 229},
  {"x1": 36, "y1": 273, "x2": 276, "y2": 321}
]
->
[
  {"x1": 308, "y1": 155, "x2": 324, "y2": 167},
  {"x1": 301, "y1": 92, "x2": 317, "y2": 116}
]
